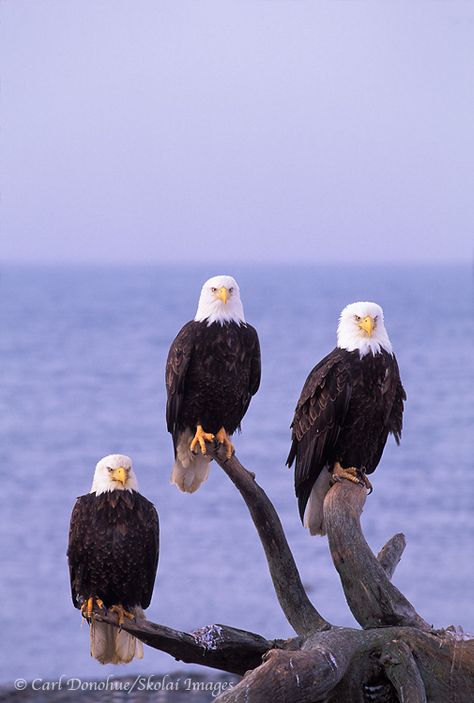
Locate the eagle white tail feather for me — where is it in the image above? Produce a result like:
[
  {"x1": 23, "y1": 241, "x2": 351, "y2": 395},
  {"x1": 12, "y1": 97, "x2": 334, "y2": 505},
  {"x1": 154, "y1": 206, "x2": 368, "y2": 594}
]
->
[
  {"x1": 170, "y1": 430, "x2": 212, "y2": 493},
  {"x1": 303, "y1": 469, "x2": 332, "y2": 536},
  {"x1": 90, "y1": 607, "x2": 144, "y2": 665}
]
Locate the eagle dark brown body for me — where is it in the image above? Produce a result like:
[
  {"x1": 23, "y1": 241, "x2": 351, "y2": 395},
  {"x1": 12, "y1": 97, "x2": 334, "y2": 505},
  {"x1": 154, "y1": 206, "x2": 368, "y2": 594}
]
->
[
  {"x1": 287, "y1": 347, "x2": 406, "y2": 523},
  {"x1": 68, "y1": 490, "x2": 159, "y2": 610},
  {"x1": 166, "y1": 319, "x2": 261, "y2": 441}
]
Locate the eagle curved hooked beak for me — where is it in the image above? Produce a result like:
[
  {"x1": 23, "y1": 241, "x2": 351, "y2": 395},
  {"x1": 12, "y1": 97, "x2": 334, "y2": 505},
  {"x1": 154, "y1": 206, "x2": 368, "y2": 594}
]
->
[
  {"x1": 216, "y1": 287, "x2": 229, "y2": 304},
  {"x1": 111, "y1": 467, "x2": 127, "y2": 485},
  {"x1": 358, "y1": 316, "x2": 374, "y2": 337}
]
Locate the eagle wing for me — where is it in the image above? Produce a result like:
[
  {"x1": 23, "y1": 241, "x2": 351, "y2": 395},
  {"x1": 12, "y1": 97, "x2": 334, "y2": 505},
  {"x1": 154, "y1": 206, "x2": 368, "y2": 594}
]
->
[
  {"x1": 165, "y1": 321, "x2": 196, "y2": 438},
  {"x1": 241, "y1": 323, "x2": 261, "y2": 417},
  {"x1": 67, "y1": 493, "x2": 160, "y2": 611},
  {"x1": 135, "y1": 495, "x2": 160, "y2": 609},
  {"x1": 361, "y1": 351, "x2": 407, "y2": 474},
  {"x1": 383, "y1": 352, "x2": 406, "y2": 444},
  {"x1": 67, "y1": 495, "x2": 91, "y2": 608},
  {"x1": 287, "y1": 348, "x2": 353, "y2": 522}
]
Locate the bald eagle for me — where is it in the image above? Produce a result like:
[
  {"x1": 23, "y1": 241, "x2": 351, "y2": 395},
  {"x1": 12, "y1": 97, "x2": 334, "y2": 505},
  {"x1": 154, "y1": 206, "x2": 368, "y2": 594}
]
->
[
  {"x1": 67, "y1": 454, "x2": 159, "y2": 664},
  {"x1": 287, "y1": 302, "x2": 406, "y2": 536},
  {"x1": 166, "y1": 275, "x2": 261, "y2": 493}
]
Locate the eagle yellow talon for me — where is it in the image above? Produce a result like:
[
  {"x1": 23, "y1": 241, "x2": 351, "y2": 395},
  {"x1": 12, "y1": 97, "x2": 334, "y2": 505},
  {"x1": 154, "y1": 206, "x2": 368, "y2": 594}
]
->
[
  {"x1": 109, "y1": 604, "x2": 134, "y2": 626},
  {"x1": 332, "y1": 464, "x2": 373, "y2": 493},
  {"x1": 190, "y1": 425, "x2": 215, "y2": 454},
  {"x1": 360, "y1": 473, "x2": 373, "y2": 493},
  {"x1": 216, "y1": 427, "x2": 234, "y2": 459},
  {"x1": 81, "y1": 596, "x2": 104, "y2": 621},
  {"x1": 81, "y1": 597, "x2": 93, "y2": 620}
]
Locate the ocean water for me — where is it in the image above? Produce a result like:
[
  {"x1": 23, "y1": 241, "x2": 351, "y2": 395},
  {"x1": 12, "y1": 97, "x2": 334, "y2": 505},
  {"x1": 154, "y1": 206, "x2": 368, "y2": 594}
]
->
[{"x1": 0, "y1": 264, "x2": 472, "y2": 687}]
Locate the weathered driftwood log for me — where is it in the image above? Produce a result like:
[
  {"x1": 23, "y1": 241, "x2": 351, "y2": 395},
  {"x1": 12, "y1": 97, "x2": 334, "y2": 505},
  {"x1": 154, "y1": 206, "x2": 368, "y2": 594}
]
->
[
  {"x1": 218, "y1": 628, "x2": 474, "y2": 703},
  {"x1": 380, "y1": 639, "x2": 427, "y2": 703},
  {"x1": 376, "y1": 532, "x2": 406, "y2": 579},
  {"x1": 324, "y1": 479, "x2": 430, "y2": 631},
  {"x1": 94, "y1": 615, "x2": 287, "y2": 676},
  {"x1": 206, "y1": 447, "x2": 330, "y2": 636},
  {"x1": 95, "y1": 444, "x2": 474, "y2": 702}
]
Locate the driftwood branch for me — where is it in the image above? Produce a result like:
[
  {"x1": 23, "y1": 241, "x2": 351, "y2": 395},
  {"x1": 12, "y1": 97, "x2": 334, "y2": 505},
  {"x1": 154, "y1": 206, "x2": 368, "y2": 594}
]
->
[
  {"x1": 89, "y1": 447, "x2": 474, "y2": 702},
  {"x1": 208, "y1": 444, "x2": 330, "y2": 636},
  {"x1": 323, "y1": 480, "x2": 430, "y2": 631},
  {"x1": 95, "y1": 613, "x2": 283, "y2": 676},
  {"x1": 217, "y1": 648, "x2": 349, "y2": 703},
  {"x1": 217, "y1": 627, "x2": 474, "y2": 703},
  {"x1": 380, "y1": 639, "x2": 427, "y2": 703},
  {"x1": 377, "y1": 532, "x2": 406, "y2": 579}
]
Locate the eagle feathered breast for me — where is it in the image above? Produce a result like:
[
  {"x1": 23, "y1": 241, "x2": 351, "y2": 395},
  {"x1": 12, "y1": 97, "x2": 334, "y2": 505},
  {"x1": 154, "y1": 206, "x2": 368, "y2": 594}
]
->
[
  {"x1": 68, "y1": 490, "x2": 159, "y2": 610},
  {"x1": 287, "y1": 347, "x2": 406, "y2": 522},
  {"x1": 166, "y1": 320, "x2": 261, "y2": 443}
]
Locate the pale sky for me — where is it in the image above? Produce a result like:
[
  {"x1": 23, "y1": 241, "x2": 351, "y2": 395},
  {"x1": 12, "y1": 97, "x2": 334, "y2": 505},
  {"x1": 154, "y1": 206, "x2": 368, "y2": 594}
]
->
[{"x1": 1, "y1": 1, "x2": 473, "y2": 264}]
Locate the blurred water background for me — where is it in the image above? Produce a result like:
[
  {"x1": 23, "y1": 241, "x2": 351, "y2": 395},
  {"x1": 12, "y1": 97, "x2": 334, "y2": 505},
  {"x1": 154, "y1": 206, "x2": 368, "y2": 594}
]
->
[{"x1": 0, "y1": 263, "x2": 472, "y2": 687}]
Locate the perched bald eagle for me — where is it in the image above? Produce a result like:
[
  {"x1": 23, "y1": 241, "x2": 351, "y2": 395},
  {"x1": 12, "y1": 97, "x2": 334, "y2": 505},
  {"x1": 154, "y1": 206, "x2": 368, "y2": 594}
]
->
[
  {"x1": 166, "y1": 275, "x2": 261, "y2": 493},
  {"x1": 67, "y1": 454, "x2": 159, "y2": 664},
  {"x1": 287, "y1": 302, "x2": 406, "y2": 536}
]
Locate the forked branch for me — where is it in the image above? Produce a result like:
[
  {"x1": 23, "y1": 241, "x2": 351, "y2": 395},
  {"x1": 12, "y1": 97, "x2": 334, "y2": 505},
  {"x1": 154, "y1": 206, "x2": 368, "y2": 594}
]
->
[
  {"x1": 323, "y1": 480, "x2": 430, "y2": 631},
  {"x1": 90, "y1": 449, "x2": 474, "y2": 703},
  {"x1": 208, "y1": 444, "x2": 330, "y2": 636}
]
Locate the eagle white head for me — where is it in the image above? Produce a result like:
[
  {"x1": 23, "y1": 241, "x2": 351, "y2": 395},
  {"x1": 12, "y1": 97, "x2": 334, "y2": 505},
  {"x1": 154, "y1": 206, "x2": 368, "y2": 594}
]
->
[
  {"x1": 337, "y1": 301, "x2": 393, "y2": 357},
  {"x1": 194, "y1": 275, "x2": 245, "y2": 326},
  {"x1": 90, "y1": 454, "x2": 139, "y2": 495}
]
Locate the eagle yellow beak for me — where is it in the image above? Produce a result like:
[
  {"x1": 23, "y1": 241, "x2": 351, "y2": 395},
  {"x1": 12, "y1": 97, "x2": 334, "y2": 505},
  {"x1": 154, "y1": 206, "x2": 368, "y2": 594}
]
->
[
  {"x1": 358, "y1": 316, "x2": 374, "y2": 337},
  {"x1": 111, "y1": 467, "x2": 127, "y2": 485},
  {"x1": 216, "y1": 287, "x2": 229, "y2": 304}
]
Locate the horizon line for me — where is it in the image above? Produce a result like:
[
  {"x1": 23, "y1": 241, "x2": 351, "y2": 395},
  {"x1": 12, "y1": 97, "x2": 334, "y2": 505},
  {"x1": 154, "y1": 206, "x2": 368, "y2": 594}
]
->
[{"x1": 1, "y1": 258, "x2": 471, "y2": 268}]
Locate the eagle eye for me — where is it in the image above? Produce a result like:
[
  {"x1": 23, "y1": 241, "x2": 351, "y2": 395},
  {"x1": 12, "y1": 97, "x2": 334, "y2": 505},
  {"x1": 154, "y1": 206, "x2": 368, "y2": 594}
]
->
[
  {"x1": 354, "y1": 315, "x2": 361, "y2": 322},
  {"x1": 229, "y1": 287, "x2": 234, "y2": 293},
  {"x1": 211, "y1": 287, "x2": 217, "y2": 293},
  {"x1": 107, "y1": 467, "x2": 113, "y2": 472}
]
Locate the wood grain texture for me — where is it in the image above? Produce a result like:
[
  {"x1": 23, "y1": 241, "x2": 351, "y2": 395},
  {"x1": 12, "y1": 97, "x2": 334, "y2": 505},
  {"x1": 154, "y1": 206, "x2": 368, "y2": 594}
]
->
[
  {"x1": 209, "y1": 444, "x2": 330, "y2": 636},
  {"x1": 86, "y1": 448, "x2": 474, "y2": 702},
  {"x1": 323, "y1": 480, "x2": 430, "y2": 630}
]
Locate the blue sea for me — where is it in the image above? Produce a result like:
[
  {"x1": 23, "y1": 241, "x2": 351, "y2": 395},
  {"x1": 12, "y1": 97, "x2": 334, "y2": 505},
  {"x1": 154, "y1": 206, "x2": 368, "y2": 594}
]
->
[{"x1": 0, "y1": 264, "x2": 472, "y2": 687}]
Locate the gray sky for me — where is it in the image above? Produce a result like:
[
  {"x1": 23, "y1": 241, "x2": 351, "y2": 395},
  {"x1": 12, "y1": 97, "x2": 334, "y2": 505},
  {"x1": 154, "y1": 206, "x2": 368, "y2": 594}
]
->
[{"x1": 1, "y1": 1, "x2": 473, "y2": 264}]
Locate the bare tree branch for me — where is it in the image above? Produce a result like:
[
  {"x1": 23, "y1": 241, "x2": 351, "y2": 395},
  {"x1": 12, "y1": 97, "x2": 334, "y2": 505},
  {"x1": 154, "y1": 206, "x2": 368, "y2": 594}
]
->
[
  {"x1": 377, "y1": 532, "x2": 406, "y2": 579},
  {"x1": 208, "y1": 444, "x2": 330, "y2": 636},
  {"x1": 323, "y1": 480, "x2": 430, "y2": 631},
  {"x1": 215, "y1": 637, "x2": 356, "y2": 703},
  {"x1": 95, "y1": 613, "x2": 279, "y2": 675},
  {"x1": 381, "y1": 639, "x2": 427, "y2": 703},
  {"x1": 84, "y1": 449, "x2": 474, "y2": 703},
  {"x1": 215, "y1": 627, "x2": 474, "y2": 703}
]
